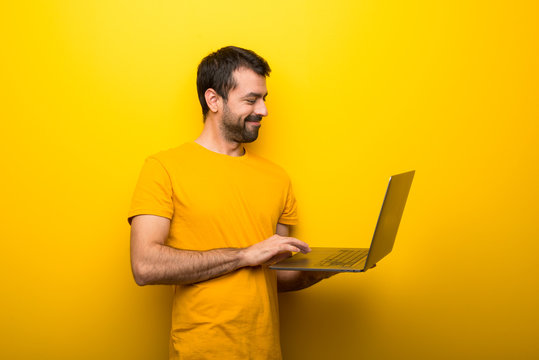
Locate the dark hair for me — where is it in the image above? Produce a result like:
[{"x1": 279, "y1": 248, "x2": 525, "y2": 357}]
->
[{"x1": 196, "y1": 46, "x2": 271, "y2": 120}]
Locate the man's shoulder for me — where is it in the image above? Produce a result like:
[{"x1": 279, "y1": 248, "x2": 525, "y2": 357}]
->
[{"x1": 146, "y1": 142, "x2": 196, "y2": 165}]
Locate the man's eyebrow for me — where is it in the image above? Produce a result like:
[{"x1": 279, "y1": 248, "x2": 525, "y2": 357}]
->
[{"x1": 242, "y1": 92, "x2": 268, "y2": 99}]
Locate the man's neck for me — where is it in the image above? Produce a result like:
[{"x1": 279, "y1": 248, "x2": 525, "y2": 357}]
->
[{"x1": 195, "y1": 119, "x2": 245, "y2": 157}]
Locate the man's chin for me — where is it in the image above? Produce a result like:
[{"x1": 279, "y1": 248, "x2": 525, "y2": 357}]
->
[
  {"x1": 242, "y1": 136, "x2": 258, "y2": 143},
  {"x1": 241, "y1": 129, "x2": 260, "y2": 143}
]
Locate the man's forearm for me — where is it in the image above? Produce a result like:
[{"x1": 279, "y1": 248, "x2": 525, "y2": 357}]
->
[
  {"x1": 130, "y1": 215, "x2": 311, "y2": 287},
  {"x1": 133, "y1": 244, "x2": 245, "y2": 286}
]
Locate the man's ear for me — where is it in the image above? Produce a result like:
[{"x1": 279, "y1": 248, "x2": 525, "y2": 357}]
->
[{"x1": 205, "y1": 88, "x2": 220, "y2": 114}]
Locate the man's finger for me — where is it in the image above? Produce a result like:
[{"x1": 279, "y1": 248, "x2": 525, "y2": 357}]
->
[
  {"x1": 280, "y1": 245, "x2": 300, "y2": 253},
  {"x1": 281, "y1": 237, "x2": 311, "y2": 253}
]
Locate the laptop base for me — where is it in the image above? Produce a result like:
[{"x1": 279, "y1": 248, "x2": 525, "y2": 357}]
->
[{"x1": 269, "y1": 247, "x2": 369, "y2": 272}]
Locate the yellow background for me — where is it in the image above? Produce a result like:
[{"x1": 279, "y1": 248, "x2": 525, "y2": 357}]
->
[{"x1": 1, "y1": 1, "x2": 538, "y2": 359}]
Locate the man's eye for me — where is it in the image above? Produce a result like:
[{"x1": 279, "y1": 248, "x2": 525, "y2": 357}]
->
[{"x1": 246, "y1": 99, "x2": 256, "y2": 104}]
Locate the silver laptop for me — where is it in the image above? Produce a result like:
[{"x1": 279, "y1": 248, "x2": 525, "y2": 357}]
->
[{"x1": 270, "y1": 170, "x2": 415, "y2": 272}]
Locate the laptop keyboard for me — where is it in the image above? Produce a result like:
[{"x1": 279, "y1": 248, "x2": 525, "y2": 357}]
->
[{"x1": 319, "y1": 249, "x2": 369, "y2": 267}]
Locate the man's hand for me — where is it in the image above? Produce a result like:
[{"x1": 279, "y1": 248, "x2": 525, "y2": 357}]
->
[
  {"x1": 276, "y1": 269, "x2": 339, "y2": 292},
  {"x1": 240, "y1": 235, "x2": 311, "y2": 267}
]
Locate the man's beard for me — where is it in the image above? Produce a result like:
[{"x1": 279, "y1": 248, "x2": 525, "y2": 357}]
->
[{"x1": 220, "y1": 103, "x2": 262, "y2": 143}]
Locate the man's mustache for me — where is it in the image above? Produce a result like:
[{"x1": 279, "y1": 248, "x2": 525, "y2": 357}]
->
[{"x1": 245, "y1": 115, "x2": 262, "y2": 122}]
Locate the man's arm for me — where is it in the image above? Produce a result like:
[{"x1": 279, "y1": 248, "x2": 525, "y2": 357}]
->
[
  {"x1": 130, "y1": 214, "x2": 310, "y2": 286},
  {"x1": 275, "y1": 223, "x2": 337, "y2": 292}
]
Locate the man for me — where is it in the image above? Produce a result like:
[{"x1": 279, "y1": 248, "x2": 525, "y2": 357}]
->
[{"x1": 128, "y1": 46, "x2": 333, "y2": 359}]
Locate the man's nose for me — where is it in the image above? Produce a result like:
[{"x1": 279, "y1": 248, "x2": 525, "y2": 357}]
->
[{"x1": 255, "y1": 100, "x2": 268, "y2": 117}]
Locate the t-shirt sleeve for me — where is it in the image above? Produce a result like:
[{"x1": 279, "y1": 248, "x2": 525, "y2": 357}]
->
[
  {"x1": 127, "y1": 156, "x2": 174, "y2": 225},
  {"x1": 278, "y1": 178, "x2": 299, "y2": 226}
]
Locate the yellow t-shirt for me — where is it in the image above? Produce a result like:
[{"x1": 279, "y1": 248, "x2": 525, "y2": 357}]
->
[{"x1": 127, "y1": 142, "x2": 298, "y2": 360}]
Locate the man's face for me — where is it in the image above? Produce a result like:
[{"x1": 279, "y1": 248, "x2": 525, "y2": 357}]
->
[{"x1": 219, "y1": 68, "x2": 268, "y2": 144}]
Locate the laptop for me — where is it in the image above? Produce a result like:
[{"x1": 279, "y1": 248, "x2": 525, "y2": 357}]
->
[{"x1": 270, "y1": 170, "x2": 415, "y2": 273}]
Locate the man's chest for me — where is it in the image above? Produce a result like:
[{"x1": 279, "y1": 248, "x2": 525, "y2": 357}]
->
[{"x1": 169, "y1": 162, "x2": 286, "y2": 226}]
